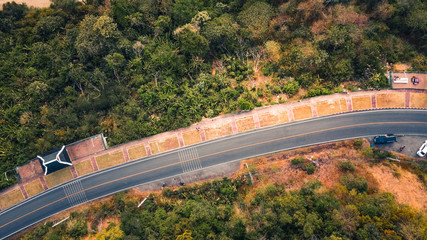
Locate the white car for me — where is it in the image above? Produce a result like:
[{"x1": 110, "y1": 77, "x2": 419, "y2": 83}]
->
[{"x1": 417, "y1": 140, "x2": 427, "y2": 157}]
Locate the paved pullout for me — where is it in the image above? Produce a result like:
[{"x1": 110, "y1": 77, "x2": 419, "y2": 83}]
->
[{"x1": 1, "y1": 109, "x2": 426, "y2": 239}]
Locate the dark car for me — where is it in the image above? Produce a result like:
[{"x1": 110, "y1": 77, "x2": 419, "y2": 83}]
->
[{"x1": 373, "y1": 135, "x2": 397, "y2": 144}]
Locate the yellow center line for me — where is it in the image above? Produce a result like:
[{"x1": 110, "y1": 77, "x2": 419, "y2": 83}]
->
[{"x1": 1, "y1": 121, "x2": 425, "y2": 230}]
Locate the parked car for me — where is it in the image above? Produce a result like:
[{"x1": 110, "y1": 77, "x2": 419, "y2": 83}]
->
[
  {"x1": 373, "y1": 134, "x2": 397, "y2": 144},
  {"x1": 417, "y1": 140, "x2": 427, "y2": 157}
]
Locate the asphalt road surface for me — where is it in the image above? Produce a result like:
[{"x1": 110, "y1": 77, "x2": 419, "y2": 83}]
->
[{"x1": 1, "y1": 109, "x2": 426, "y2": 239}]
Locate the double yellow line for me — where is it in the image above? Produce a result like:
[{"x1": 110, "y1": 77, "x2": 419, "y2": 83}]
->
[{"x1": 1, "y1": 121, "x2": 425, "y2": 231}]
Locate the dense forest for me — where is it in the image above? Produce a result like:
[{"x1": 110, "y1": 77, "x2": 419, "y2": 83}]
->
[
  {"x1": 21, "y1": 176, "x2": 427, "y2": 239},
  {"x1": 1, "y1": 0, "x2": 426, "y2": 189}
]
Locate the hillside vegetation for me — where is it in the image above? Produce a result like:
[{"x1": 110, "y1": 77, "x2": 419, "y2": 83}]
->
[
  {"x1": 19, "y1": 140, "x2": 427, "y2": 239},
  {"x1": 1, "y1": 0, "x2": 426, "y2": 189}
]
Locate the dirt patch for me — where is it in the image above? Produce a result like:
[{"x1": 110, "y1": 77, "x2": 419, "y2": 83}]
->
[
  {"x1": 376, "y1": 92, "x2": 406, "y2": 108},
  {"x1": 368, "y1": 164, "x2": 426, "y2": 211},
  {"x1": 258, "y1": 110, "x2": 289, "y2": 127},
  {"x1": 292, "y1": 105, "x2": 313, "y2": 120},
  {"x1": 315, "y1": 98, "x2": 347, "y2": 116},
  {"x1": 235, "y1": 116, "x2": 256, "y2": 132},
  {"x1": 203, "y1": 123, "x2": 233, "y2": 140},
  {"x1": 44, "y1": 167, "x2": 74, "y2": 188},
  {"x1": 74, "y1": 159, "x2": 95, "y2": 177},
  {"x1": 351, "y1": 95, "x2": 372, "y2": 110},
  {"x1": 0, "y1": 188, "x2": 25, "y2": 210},
  {"x1": 95, "y1": 151, "x2": 125, "y2": 170},
  {"x1": 24, "y1": 179, "x2": 44, "y2": 198},
  {"x1": 0, "y1": 0, "x2": 50, "y2": 9},
  {"x1": 127, "y1": 144, "x2": 147, "y2": 160},
  {"x1": 182, "y1": 129, "x2": 202, "y2": 146},
  {"x1": 409, "y1": 92, "x2": 427, "y2": 108},
  {"x1": 156, "y1": 135, "x2": 180, "y2": 152},
  {"x1": 16, "y1": 159, "x2": 44, "y2": 182},
  {"x1": 258, "y1": 112, "x2": 279, "y2": 127}
]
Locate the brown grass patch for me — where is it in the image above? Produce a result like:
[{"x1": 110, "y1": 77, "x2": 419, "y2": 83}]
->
[
  {"x1": 204, "y1": 123, "x2": 233, "y2": 140},
  {"x1": 409, "y1": 92, "x2": 427, "y2": 108},
  {"x1": 44, "y1": 167, "x2": 74, "y2": 188},
  {"x1": 0, "y1": 188, "x2": 25, "y2": 210},
  {"x1": 351, "y1": 95, "x2": 372, "y2": 110},
  {"x1": 157, "y1": 136, "x2": 180, "y2": 152},
  {"x1": 368, "y1": 164, "x2": 426, "y2": 211},
  {"x1": 316, "y1": 98, "x2": 347, "y2": 116},
  {"x1": 24, "y1": 179, "x2": 44, "y2": 198},
  {"x1": 127, "y1": 144, "x2": 147, "y2": 160},
  {"x1": 235, "y1": 116, "x2": 256, "y2": 132},
  {"x1": 0, "y1": 0, "x2": 50, "y2": 10},
  {"x1": 95, "y1": 151, "x2": 125, "y2": 170},
  {"x1": 376, "y1": 93, "x2": 405, "y2": 108},
  {"x1": 232, "y1": 140, "x2": 426, "y2": 212},
  {"x1": 258, "y1": 112, "x2": 279, "y2": 127},
  {"x1": 292, "y1": 105, "x2": 313, "y2": 120},
  {"x1": 74, "y1": 159, "x2": 94, "y2": 176},
  {"x1": 149, "y1": 141, "x2": 160, "y2": 155},
  {"x1": 182, "y1": 129, "x2": 202, "y2": 146},
  {"x1": 258, "y1": 110, "x2": 289, "y2": 127}
]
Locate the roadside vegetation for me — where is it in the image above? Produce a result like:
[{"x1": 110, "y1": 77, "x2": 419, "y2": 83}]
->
[
  {"x1": 20, "y1": 140, "x2": 427, "y2": 239},
  {"x1": 0, "y1": 0, "x2": 426, "y2": 190}
]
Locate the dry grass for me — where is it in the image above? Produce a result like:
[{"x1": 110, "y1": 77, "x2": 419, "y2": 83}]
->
[
  {"x1": 0, "y1": 0, "x2": 50, "y2": 10},
  {"x1": 204, "y1": 123, "x2": 233, "y2": 140},
  {"x1": 149, "y1": 141, "x2": 160, "y2": 155},
  {"x1": 157, "y1": 136, "x2": 180, "y2": 152},
  {"x1": 235, "y1": 116, "x2": 256, "y2": 132},
  {"x1": 315, "y1": 98, "x2": 347, "y2": 116},
  {"x1": 368, "y1": 164, "x2": 426, "y2": 211},
  {"x1": 182, "y1": 129, "x2": 202, "y2": 146},
  {"x1": 351, "y1": 95, "x2": 372, "y2": 110},
  {"x1": 127, "y1": 144, "x2": 147, "y2": 160},
  {"x1": 0, "y1": 188, "x2": 24, "y2": 210},
  {"x1": 232, "y1": 140, "x2": 426, "y2": 212},
  {"x1": 74, "y1": 159, "x2": 95, "y2": 177},
  {"x1": 409, "y1": 93, "x2": 427, "y2": 108},
  {"x1": 95, "y1": 151, "x2": 125, "y2": 170},
  {"x1": 24, "y1": 179, "x2": 44, "y2": 198},
  {"x1": 292, "y1": 105, "x2": 313, "y2": 120},
  {"x1": 258, "y1": 112, "x2": 280, "y2": 127},
  {"x1": 376, "y1": 93, "x2": 406, "y2": 108},
  {"x1": 44, "y1": 167, "x2": 74, "y2": 188}
]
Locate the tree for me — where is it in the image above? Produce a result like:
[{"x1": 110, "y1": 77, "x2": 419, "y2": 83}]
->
[
  {"x1": 33, "y1": 16, "x2": 64, "y2": 40},
  {"x1": 176, "y1": 28, "x2": 209, "y2": 57},
  {"x1": 237, "y1": 2, "x2": 274, "y2": 43},
  {"x1": 172, "y1": 0, "x2": 205, "y2": 26},
  {"x1": 75, "y1": 15, "x2": 120, "y2": 62},
  {"x1": 201, "y1": 14, "x2": 239, "y2": 54},
  {"x1": 106, "y1": 53, "x2": 126, "y2": 82}
]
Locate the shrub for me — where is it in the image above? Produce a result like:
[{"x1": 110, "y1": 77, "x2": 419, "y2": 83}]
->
[
  {"x1": 291, "y1": 156, "x2": 306, "y2": 165},
  {"x1": 238, "y1": 98, "x2": 254, "y2": 110},
  {"x1": 282, "y1": 80, "x2": 299, "y2": 97},
  {"x1": 353, "y1": 139, "x2": 363, "y2": 149},
  {"x1": 339, "y1": 161, "x2": 355, "y2": 172},
  {"x1": 302, "y1": 163, "x2": 316, "y2": 174},
  {"x1": 340, "y1": 174, "x2": 368, "y2": 193}
]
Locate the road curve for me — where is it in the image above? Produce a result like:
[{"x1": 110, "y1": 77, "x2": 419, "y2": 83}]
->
[{"x1": 1, "y1": 109, "x2": 426, "y2": 239}]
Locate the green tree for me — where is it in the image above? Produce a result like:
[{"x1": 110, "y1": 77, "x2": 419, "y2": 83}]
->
[
  {"x1": 176, "y1": 28, "x2": 209, "y2": 57},
  {"x1": 237, "y1": 1, "x2": 274, "y2": 43}
]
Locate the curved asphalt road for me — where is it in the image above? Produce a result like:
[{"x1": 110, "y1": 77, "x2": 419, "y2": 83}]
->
[{"x1": 1, "y1": 109, "x2": 426, "y2": 239}]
